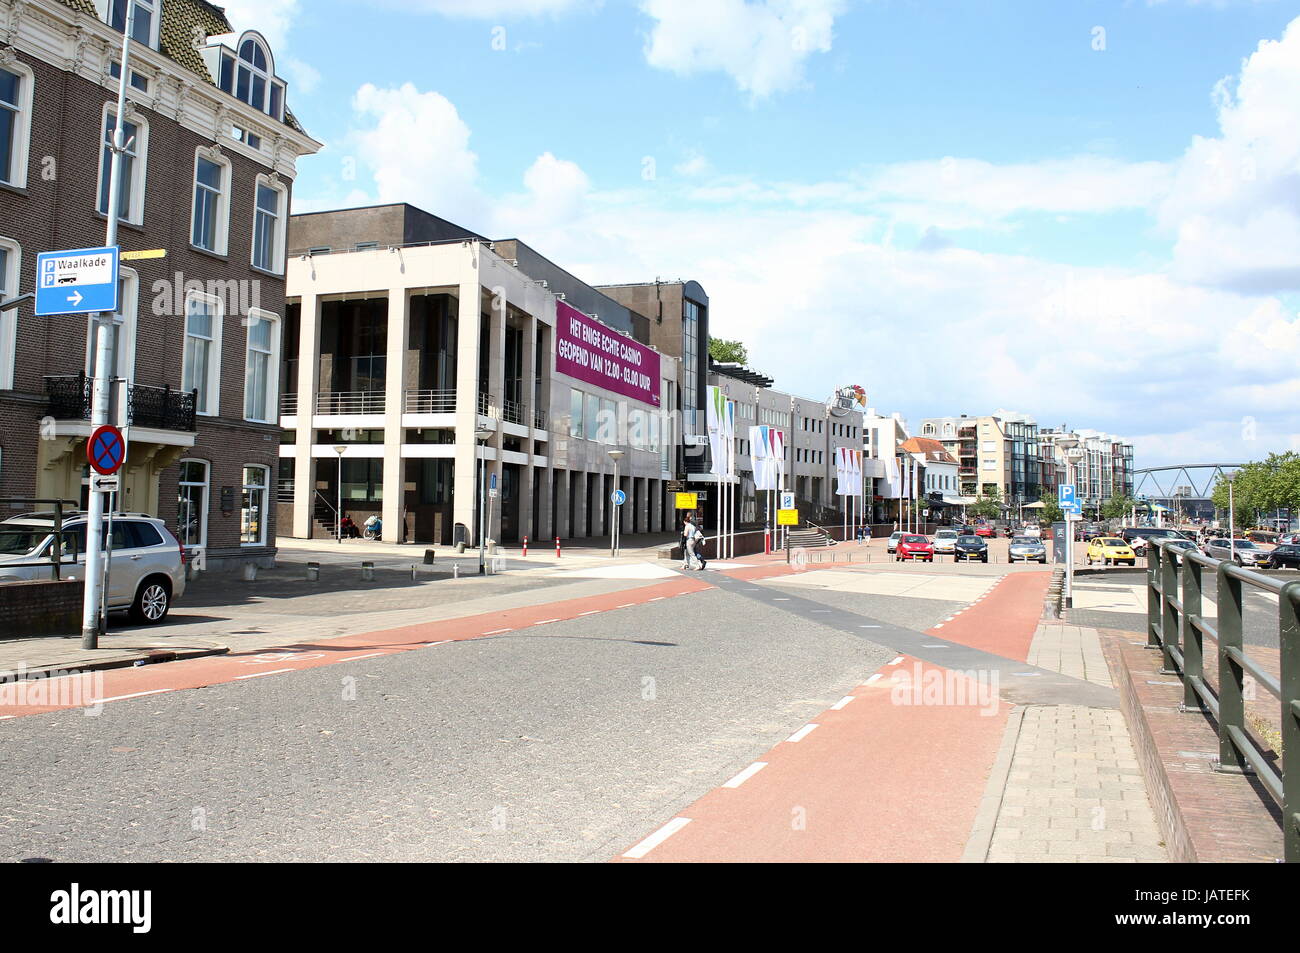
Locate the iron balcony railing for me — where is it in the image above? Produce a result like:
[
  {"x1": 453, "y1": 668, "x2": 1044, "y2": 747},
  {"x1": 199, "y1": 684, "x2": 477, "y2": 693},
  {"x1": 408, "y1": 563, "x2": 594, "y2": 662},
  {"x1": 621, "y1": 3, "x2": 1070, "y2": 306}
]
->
[
  {"x1": 44, "y1": 374, "x2": 197, "y2": 432},
  {"x1": 1147, "y1": 538, "x2": 1298, "y2": 862},
  {"x1": 477, "y1": 392, "x2": 496, "y2": 417},
  {"x1": 404, "y1": 389, "x2": 457, "y2": 414},
  {"x1": 280, "y1": 393, "x2": 299, "y2": 416},
  {"x1": 533, "y1": 407, "x2": 547, "y2": 431},
  {"x1": 315, "y1": 391, "x2": 385, "y2": 415},
  {"x1": 502, "y1": 398, "x2": 525, "y2": 426},
  {"x1": 277, "y1": 480, "x2": 295, "y2": 504}
]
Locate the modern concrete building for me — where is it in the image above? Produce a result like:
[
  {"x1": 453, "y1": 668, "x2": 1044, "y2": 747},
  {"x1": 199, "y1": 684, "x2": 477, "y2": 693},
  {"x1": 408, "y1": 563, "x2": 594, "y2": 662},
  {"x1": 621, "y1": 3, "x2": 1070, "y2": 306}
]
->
[
  {"x1": 0, "y1": 0, "x2": 319, "y2": 570},
  {"x1": 281, "y1": 204, "x2": 680, "y2": 546},
  {"x1": 920, "y1": 413, "x2": 1043, "y2": 507}
]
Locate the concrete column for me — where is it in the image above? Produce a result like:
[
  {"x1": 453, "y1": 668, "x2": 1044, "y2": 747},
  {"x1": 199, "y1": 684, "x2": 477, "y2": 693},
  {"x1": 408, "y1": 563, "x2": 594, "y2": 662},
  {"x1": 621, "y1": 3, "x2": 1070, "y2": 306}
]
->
[
  {"x1": 453, "y1": 250, "x2": 483, "y2": 542},
  {"x1": 382, "y1": 289, "x2": 409, "y2": 540},
  {"x1": 518, "y1": 312, "x2": 538, "y2": 542},
  {"x1": 591, "y1": 471, "x2": 606, "y2": 539},
  {"x1": 571, "y1": 470, "x2": 587, "y2": 537},
  {"x1": 292, "y1": 292, "x2": 320, "y2": 539},
  {"x1": 485, "y1": 291, "x2": 507, "y2": 544},
  {"x1": 536, "y1": 465, "x2": 553, "y2": 541},
  {"x1": 554, "y1": 468, "x2": 570, "y2": 539}
]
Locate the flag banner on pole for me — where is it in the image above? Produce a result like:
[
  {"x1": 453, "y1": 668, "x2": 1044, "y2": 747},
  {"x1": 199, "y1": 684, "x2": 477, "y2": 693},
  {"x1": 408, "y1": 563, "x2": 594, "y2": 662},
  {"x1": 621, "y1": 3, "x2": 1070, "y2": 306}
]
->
[
  {"x1": 750, "y1": 426, "x2": 785, "y2": 491},
  {"x1": 836, "y1": 446, "x2": 852, "y2": 496},
  {"x1": 852, "y1": 449, "x2": 864, "y2": 497},
  {"x1": 725, "y1": 400, "x2": 736, "y2": 478},
  {"x1": 706, "y1": 385, "x2": 725, "y2": 478}
]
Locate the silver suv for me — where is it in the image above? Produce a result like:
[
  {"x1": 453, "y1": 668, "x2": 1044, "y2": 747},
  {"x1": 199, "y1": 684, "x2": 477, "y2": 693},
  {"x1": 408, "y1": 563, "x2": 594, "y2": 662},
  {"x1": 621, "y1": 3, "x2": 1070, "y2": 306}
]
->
[{"x1": 0, "y1": 512, "x2": 186, "y2": 624}]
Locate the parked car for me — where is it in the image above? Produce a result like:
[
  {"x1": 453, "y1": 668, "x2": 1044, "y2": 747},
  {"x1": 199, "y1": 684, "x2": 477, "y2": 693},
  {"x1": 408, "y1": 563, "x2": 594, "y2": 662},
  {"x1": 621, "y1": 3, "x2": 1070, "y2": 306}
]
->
[
  {"x1": 1021, "y1": 524, "x2": 1042, "y2": 539},
  {"x1": 954, "y1": 534, "x2": 989, "y2": 563},
  {"x1": 1121, "y1": 527, "x2": 1183, "y2": 548},
  {"x1": 1278, "y1": 533, "x2": 1300, "y2": 546},
  {"x1": 1008, "y1": 536, "x2": 1047, "y2": 564},
  {"x1": 887, "y1": 531, "x2": 904, "y2": 554},
  {"x1": 0, "y1": 512, "x2": 185, "y2": 624},
  {"x1": 896, "y1": 534, "x2": 935, "y2": 562},
  {"x1": 1086, "y1": 536, "x2": 1137, "y2": 567},
  {"x1": 1203, "y1": 538, "x2": 1271, "y2": 568},
  {"x1": 1162, "y1": 539, "x2": 1201, "y2": 565},
  {"x1": 974, "y1": 525, "x2": 995, "y2": 538},
  {"x1": 932, "y1": 529, "x2": 959, "y2": 555},
  {"x1": 1265, "y1": 544, "x2": 1300, "y2": 570},
  {"x1": 1244, "y1": 530, "x2": 1278, "y2": 547}
]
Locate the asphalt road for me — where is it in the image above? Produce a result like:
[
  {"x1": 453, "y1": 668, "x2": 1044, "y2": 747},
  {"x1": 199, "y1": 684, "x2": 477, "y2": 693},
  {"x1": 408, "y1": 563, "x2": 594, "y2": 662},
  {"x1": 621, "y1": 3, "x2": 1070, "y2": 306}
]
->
[{"x1": 0, "y1": 576, "x2": 901, "y2": 862}]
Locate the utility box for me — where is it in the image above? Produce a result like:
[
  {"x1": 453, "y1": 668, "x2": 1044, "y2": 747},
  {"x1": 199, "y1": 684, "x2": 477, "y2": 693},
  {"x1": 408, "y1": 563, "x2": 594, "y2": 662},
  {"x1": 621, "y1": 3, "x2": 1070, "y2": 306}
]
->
[{"x1": 1051, "y1": 522, "x2": 1068, "y2": 564}]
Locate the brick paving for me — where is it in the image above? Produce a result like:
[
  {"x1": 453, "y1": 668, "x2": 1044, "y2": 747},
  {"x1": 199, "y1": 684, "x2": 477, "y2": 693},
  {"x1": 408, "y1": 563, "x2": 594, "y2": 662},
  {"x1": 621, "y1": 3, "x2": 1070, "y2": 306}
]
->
[
  {"x1": 982, "y1": 705, "x2": 1167, "y2": 863},
  {"x1": 1026, "y1": 623, "x2": 1112, "y2": 687}
]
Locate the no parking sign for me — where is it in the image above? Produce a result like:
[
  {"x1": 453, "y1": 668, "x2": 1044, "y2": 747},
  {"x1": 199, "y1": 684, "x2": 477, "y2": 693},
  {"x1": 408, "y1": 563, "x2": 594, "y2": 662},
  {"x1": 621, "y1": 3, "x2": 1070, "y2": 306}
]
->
[{"x1": 88, "y1": 425, "x2": 127, "y2": 476}]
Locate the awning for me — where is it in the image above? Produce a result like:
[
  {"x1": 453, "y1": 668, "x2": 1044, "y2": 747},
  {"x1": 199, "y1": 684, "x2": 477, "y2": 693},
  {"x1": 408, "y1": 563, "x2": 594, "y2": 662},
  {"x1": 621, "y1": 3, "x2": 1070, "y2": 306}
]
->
[
  {"x1": 943, "y1": 495, "x2": 977, "y2": 506},
  {"x1": 1022, "y1": 501, "x2": 1047, "y2": 510}
]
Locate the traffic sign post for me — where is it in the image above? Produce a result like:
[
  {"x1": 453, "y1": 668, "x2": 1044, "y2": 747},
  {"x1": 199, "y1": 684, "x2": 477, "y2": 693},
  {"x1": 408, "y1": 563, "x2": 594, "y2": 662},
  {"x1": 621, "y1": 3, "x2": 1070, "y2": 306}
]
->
[
  {"x1": 79, "y1": 2, "x2": 138, "y2": 649},
  {"x1": 88, "y1": 425, "x2": 126, "y2": 476}
]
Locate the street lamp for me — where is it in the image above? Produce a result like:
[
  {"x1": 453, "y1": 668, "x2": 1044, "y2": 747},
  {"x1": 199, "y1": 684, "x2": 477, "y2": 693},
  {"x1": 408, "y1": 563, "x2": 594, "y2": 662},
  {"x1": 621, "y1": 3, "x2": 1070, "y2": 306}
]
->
[
  {"x1": 1225, "y1": 471, "x2": 1237, "y2": 563},
  {"x1": 333, "y1": 445, "x2": 346, "y2": 544},
  {"x1": 608, "y1": 449, "x2": 625, "y2": 558},
  {"x1": 475, "y1": 427, "x2": 494, "y2": 574}
]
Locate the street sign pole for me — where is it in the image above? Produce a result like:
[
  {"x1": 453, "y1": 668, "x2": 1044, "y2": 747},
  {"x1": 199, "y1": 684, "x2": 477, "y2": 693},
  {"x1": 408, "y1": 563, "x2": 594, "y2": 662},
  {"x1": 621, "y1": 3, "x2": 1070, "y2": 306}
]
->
[{"x1": 80, "y1": 7, "x2": 135, "y2": 649}]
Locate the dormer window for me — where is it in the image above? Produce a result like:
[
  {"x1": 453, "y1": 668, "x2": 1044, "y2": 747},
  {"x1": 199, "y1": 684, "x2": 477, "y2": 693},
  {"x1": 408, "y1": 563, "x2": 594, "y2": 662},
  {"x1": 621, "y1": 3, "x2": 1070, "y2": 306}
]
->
[
  {"x1": 217, "y1": 33, "x2": 286, "y2": 122},
  {"x1": 106, "y1": 0, "x2": 159, "y2": 50}
]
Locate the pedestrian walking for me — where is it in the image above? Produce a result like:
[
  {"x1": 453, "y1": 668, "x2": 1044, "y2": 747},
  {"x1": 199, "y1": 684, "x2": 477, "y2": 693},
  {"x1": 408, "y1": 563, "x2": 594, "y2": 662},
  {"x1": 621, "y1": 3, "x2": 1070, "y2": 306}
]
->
[
  {"x1": 681, "y1": 516, "x2": 698, "y2": 570},
  {"x1": 694, "y1": 520, "x2": 709, "y2": 571}
]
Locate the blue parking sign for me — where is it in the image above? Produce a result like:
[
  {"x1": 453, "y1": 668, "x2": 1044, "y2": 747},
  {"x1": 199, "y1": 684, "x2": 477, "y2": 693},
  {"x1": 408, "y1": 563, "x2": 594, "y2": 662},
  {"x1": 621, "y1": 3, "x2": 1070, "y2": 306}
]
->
[
  {"x1": 1059, "y1": 484, "x2": 1076, "y2": 506},
  {"x1": 35, "y1": 247, "x2": 120, "y2": 316}
]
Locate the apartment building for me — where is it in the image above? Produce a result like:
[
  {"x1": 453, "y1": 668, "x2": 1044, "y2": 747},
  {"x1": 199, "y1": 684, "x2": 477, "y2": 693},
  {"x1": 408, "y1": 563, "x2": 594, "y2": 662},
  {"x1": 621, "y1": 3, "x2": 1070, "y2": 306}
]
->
[
  {"x1": 920, "y1": 413, "x2": 1043, "y2": 506},
  {"x1": 0, "y1": 0, "x2": 319, "y2": 569},
  {"x1": 282, "y1": 204, "x2": 680, "y2": 546},
  {"x1": 1037, "y1": 427, "x2": 1136, "y2": 510}
]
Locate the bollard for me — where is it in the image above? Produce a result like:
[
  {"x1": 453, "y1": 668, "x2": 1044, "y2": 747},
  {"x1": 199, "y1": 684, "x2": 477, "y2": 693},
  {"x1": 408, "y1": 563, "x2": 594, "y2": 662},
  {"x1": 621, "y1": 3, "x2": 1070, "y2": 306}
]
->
[
  {"x1": 362, "y1": 561, "x2": 375, "y2": 582},
  {"x1": 522, "y1": 535, "x2": 529, "y2": 557},
  {"x1": 555, "y1": 536, "x2": 561, "y2": 558},
  {"x1": 423, "y1": 549, "x2": 436, "y2": 565},
  {"x1": 306, "y1": 561, "x2": 320, "y2": 582},
  {"x1": 411, "y1": 564, "x2": 418, "y2": 581},
  {"x1": 242, "y1": 562, "x2": 258, "y2": 582},
  {"x1": 453, "y1": 564, "x2": 460, "y2": 579}
]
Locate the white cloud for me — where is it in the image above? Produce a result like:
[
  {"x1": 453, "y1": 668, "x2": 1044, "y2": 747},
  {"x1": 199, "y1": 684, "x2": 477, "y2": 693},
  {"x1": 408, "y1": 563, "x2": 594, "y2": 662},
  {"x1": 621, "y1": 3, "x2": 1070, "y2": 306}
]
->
[
  {"x1": 349, "y1": 83, "x2": 487, "y2": 226},
  {"x1": 640, "y1": 0, "x2": 848, "y2": 98},
  {"x1": 1159, "y1": 16, "x2": 1300, "y2": 293},
  {"x1": 215, "y1": 0, "x2": 299, "y2": 50}
]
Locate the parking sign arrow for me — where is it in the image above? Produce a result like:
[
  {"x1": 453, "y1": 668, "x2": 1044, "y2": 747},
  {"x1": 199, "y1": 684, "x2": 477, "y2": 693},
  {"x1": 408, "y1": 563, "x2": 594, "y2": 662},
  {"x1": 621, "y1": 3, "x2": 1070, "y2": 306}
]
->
[{"x1": 68, "y1": 291, "x2": 84, "y2": 307}]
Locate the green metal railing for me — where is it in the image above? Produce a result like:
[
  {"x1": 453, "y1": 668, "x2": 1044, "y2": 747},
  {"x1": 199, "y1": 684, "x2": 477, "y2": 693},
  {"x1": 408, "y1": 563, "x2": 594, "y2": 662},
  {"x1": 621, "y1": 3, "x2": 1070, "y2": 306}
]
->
[{"x1": 1147, "y1": 537, "x2": 1299, "y2": 862}]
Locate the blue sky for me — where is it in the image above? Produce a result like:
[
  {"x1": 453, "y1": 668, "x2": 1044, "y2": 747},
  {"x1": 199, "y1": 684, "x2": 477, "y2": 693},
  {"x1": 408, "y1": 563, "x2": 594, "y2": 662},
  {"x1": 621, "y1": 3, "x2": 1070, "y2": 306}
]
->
[{"x1": 223, "y1": 0, "x2": 1300, "y2": 468}]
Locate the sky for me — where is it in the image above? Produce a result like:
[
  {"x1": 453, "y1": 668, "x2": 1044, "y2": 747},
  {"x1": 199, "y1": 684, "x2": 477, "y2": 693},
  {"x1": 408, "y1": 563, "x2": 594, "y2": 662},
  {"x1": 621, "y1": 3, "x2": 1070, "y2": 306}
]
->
[{"x1": 219, "y1": 0, "x2": 1300, "y2": 470}]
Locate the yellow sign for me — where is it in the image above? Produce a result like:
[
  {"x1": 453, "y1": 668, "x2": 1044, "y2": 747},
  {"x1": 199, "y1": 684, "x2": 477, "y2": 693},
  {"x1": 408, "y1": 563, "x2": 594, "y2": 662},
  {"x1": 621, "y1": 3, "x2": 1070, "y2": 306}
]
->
[
  {"x1": 674, "y1": 493, "x2": 698, "y2": 510},
  {"x1": 121, "y1": 249, "x2": 167, "y2": 261},
  {"x1": 777, "y1": 508, "x2": 799, "y2": 527}
]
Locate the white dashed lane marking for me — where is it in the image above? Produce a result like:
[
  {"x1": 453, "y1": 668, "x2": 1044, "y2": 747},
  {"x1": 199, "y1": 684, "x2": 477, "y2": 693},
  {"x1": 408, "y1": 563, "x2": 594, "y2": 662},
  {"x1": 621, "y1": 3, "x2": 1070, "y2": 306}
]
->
[{"x1": 623, "y1": 817, "x2": 692, "y2": 859}]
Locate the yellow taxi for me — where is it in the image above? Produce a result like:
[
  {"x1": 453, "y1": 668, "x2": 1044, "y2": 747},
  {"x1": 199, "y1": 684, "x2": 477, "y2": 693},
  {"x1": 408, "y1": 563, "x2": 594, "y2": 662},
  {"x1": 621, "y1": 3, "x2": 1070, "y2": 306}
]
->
[{"x1": 1087, "y1": 536, "x2": 1137, "y2": 567}]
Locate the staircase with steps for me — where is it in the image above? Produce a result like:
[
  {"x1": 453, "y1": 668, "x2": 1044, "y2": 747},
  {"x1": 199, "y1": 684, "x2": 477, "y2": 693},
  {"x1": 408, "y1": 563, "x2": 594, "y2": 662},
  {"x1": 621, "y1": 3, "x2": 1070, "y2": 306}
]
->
[{"x1": 787, "y1": 527, "x2": 835, "y2": 549}]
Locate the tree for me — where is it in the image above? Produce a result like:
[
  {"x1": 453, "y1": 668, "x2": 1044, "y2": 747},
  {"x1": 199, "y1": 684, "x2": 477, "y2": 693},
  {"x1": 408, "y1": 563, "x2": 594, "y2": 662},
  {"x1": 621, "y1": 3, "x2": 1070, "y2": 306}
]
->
[
  {"x1": 1100, "y1": 494, "x2": 1137, "y2": 521},
  {"x1": 1038, "y1": 490, "x2": 1063, "y2": 525},
  {"x1": 708, "y1": 337, "x2": 749, "y2": 364},
  {"x1": 969, "y1": 486, "x2": 1003, "y2": 521},
  {"x1": 1211, "y1": 453, "x2": 1300, "y2": 528}
]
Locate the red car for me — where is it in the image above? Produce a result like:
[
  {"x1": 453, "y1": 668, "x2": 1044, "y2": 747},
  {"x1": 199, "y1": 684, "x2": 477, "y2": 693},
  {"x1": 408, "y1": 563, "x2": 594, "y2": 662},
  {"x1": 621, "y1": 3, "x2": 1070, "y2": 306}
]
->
[
  {"x1": 975, "y1": 525, "x2": 995, "y2": 538},
  {"x1": 896, "y1": 534, "x2": 934, "y2": 562}
]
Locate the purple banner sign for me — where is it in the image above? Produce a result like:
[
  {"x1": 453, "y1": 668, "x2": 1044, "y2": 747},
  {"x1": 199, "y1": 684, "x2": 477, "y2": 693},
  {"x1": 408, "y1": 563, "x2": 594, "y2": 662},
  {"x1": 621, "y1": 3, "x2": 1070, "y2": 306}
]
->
[{"x1": 555, "y1": 300, "x2": 661, "y2": 406}]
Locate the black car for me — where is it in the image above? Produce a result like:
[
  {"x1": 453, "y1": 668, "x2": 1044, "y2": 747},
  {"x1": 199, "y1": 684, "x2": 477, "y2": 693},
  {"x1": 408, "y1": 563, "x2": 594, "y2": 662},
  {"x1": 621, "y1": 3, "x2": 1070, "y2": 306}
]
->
[
  {"x1": 953, "y1": 535, "x2": 988, "y2": 563},
  {"x1": 1265, "y1": 544, "x2": 1300, "y2": 570}
]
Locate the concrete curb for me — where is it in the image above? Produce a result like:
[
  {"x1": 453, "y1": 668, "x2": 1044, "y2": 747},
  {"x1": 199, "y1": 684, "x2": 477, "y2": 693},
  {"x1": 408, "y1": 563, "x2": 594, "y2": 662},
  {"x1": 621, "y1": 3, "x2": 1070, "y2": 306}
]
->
[
  {"x1": 961, "y1": 705, "x2": 1027, "y2": 863},
  {"x1": 0, "y1": 645, "x2": 230, "y2": 682}
]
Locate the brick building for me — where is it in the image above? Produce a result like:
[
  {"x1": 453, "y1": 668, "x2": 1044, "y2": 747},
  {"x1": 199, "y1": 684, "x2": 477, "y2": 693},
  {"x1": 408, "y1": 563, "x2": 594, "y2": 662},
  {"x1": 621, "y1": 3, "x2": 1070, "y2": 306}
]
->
[{"x1": 0, "y1": 0, "x2": 319, "y2": 569}]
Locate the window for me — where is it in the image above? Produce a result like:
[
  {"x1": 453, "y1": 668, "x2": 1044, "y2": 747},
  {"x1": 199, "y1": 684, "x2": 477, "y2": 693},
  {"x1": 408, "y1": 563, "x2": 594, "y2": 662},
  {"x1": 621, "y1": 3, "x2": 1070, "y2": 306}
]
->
[
  {"x1": 251, "y1": 178, "x2": 285, "y2": 273},
  {"x1": 0, "y1": 238, "x2": 16, "y2": 390},
  {"x1": 0, "y1": 64, "x2": 32, "y2": 188},
  {"x1": 240, "y1": 466, "x2": 269, "y2": 546},
  {"x1": 85, "y1": 271, "x2": 138, "y2": 386},
  {"x1": 109, "y1": 61, "x2": 149, "y2": 92},
  {"x1": 244, "y1": 310, "x2": 279, "y2": 423},
  {"x1": 219, "y1": 34, "x2": 287, "y2": 121},
  {"x1": 585, "y1": 394, "x2": 599, "y2": 441},
  {"x1": 600, "y1": 398, "x2": 616, "y2": 445},
  {"x1": 108, "y1": 0, "x2": 159, "y2": 48},
  {"x1": 97, "y1": 107, "x2": 146, "y2": 224},
  {"x1": 191, "y1": 152, "x2": 229, "y2": 254},
  {"x1": 182, "y1": 292, "x2": 222, "y2": 416},
  {"x1": 177, "y1": 459, "x2": 209, "y2": 549},
  {"x1": 569, "y1": 388, "x2": 583, "y2": 438}
]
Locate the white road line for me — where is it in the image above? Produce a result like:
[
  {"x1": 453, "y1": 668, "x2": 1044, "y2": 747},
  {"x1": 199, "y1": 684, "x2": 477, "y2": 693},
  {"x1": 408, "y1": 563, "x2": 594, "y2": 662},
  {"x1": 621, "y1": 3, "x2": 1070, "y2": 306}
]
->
[
  {"x1": 341, "y1": 652, "x2": 386, "y2": 662},
  {"x1": 483, "y1": 628, "x2": 513, "y2": 635},
  {"x1": 617, "y1": 604, "x2": 635, "y2": 609},
  {"x1": 830, "y1": 695, "x2": 854, "y2": 710},
  {"x1": 579, "y1": 610, "x2": 600, "y2": 616},
  {"x1": 89, "y1": 689, "x2": 170, "y2": 703},
  {"x1": 425, "y1": 640, "x2": 453, "y2": 646},
  {"x1": 623, "y1": 817, "x2": 692, "y2": 859},
  {"x1": 0, "y1": 715, "x2": 15, "y2": 720},
  {"x1": 922, "y1": 643, "x2": 948, "y2": 648},
  {"x1": 934, "y1": 623, "x2": 945, "y2": 629},
  {"x1": 722, "y1": 762, "x2": 768, "y2": 789},
  {"x1": 234, "y1": 669, "x2": 295, "y2": 681},
  {"x1": 786, "y1": 723, "x2": 819, "y2": 743},
  {"x1": 864, "y1": 674, "x2": 884, "y2": 685},
  {"x1": 533, "y1": 619, "x2": 560, "y2": 626},
  {"x1": 889, "y1": 656, "x2": 904, "y2": 666},
  {"x1": 859, "y1": 625, "x2": 881, "y2": 629},
  {"x1": 773, "y1": 597, "x2": 790, "y2": 601},
  {"x1": 649, "y1": 597, "x2": 666, "y2": 601}
]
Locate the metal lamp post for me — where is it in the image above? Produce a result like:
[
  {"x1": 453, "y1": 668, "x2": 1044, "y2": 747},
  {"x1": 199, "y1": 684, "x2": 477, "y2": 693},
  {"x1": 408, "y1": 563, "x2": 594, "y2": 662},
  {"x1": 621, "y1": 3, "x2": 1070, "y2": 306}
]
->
[
  {"x1": 334, "y1": 446, "x2": 346, "y2": 543},
  {"x1": 475, "y1": 428, "x2": 493, "y2": 574},
  {"x1": 608, "y1": 449, "x2": 625, "y2": 558}
]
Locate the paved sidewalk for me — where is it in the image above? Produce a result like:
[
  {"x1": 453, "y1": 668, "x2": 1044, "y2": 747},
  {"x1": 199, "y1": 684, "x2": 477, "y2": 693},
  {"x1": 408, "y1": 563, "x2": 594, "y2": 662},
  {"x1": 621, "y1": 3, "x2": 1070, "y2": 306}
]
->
[{"x1": 964, "y1": 621, "x2": 1168, "y2": 863}]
